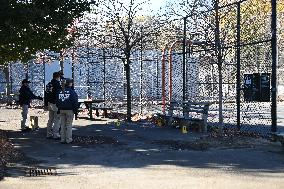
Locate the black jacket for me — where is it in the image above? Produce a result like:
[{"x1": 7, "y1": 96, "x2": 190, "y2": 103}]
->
[
  {"x1": 46, "y1": 79, "x2": 61, "y2": 105},
  {"x1": 19, "y1": 85, "x2": 39, "y2": 105},
  {"x1": 56, "y1": 87, "x2": 79, "y2": 113}
]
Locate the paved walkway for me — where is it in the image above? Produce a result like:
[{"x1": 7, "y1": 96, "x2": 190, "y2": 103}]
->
[{"x1": 0, "y1": 108, "x2": 284, "y2": 189}]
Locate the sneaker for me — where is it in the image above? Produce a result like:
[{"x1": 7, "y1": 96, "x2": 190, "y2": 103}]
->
[{"x1": 53, "y1": 137, "x2": 61, "y2": 140}]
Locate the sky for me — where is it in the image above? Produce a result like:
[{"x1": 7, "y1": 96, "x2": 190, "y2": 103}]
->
[
  {"x1": 146, "y1": 0, "x2": 167, "y2": 12},
  {"x1": 118, "y1": 0, "x2": 169, "y2": 14}
]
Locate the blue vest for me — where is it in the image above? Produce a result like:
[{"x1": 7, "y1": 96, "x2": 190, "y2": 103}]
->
[{"x1": 56, "y1": 87, "x2": 78, "y2": 111}]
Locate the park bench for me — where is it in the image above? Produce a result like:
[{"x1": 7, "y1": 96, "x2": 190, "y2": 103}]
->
[
  {"x1": 158, "y1": 101, "x2": 210, "y2": 132},
  {"x1": 92, "y1": 106, "x2": 113, "y2": 118},
  {"x1": 77, "y1": 99, "x2": 113, "y2": 119}
]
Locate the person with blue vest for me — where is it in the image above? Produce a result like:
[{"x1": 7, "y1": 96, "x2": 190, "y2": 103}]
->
[
  {"x1": 56, "y1": 78, "x2": 78, "y2": 144},
  {"x1": 45, "y1": 72, "x2": 62, "y2": 139},
  {"x1": 19, "y1": 79, "x2": 43, "y2": 131}
]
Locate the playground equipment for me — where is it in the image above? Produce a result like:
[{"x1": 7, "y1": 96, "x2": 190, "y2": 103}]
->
[{"x1": 161, "y1": 40, "x2": 212, "y2": 113}]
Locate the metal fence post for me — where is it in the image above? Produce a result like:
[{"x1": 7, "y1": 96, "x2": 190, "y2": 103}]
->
[
  {"x1": 214, "y1": 0, "x2": 224, "y2": 127},
  {"x1": 140, "y1": 27, "x2": 143, "y2": 114},
  {"x1": 182, "y1": 17, "x2": 187, "y2": 102},
  {"x1": 236, "y1": 2, "x2": 241, "y2": 130},
  {"x1": 43, "y1": 60, "x2": 46, "y2": 94},
  {"x1": 271, "y1": 0, "x2": 277, "y2": 132},
  {"x1": 103, "y1": 48, "x2": 106, "y2": 101},
  {"x1": 9, "y1": 63, "x2": 12, "y2": 95}
]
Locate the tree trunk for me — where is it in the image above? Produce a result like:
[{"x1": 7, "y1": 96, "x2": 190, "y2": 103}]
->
[
  {"x1": 3, "y1": 65, "x2": 11, "y2": 96},
  {"x1": 214, "y1": 0, "x2": 223, "y2": 128},
  {"x1": 124, "y1": 57, "x2": 132, "y2": 122}
]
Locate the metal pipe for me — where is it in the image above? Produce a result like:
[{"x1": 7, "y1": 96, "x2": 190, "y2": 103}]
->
[
  {"x1": 156, "y1": 52, "x2": 159, "y2": 100},
  {"x1": 43, "y1": 58, "x2": 46, "y2": 96},
  {"x1": 161, "y1": 47, "x2": 167, "y2": 113},
  {"x1": 140, "y1": 27, "x2": 143, "y2": 114},
  {"x1": 103, "y1": 48, "x2": 106, "y2": 101},
  {"x1": 162, "y1": 40, "x2": 206, "y2": 111},
  {"x1": 71, "y1": 48, "x2": 75, "y2": 81},
  {"x1": 271, "y1": 0, "x2": 277, "y2": 132},
  {"x1": 168, "y1": 40, "x2": 195, "y2": 101},
  {"x1": 236, "y1": 2, "x2": 241, "y2": 130},
  {"x1": 214, "y1": 0, "x2": 224, "y2": 127},
  {"x1": 9, "y1": 63, "x2": 12, "y2": 95},
  {"x1": 168, "y1": 41, "x2": 178, "y2": 101},
  {"x1": 182, "y1": 17, "x2": 187, "y2": 102}
]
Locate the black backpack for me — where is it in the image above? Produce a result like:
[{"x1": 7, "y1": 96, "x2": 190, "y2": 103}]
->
[{"x1": 44, "y1": 81, "x2": 53, "y2": 106}]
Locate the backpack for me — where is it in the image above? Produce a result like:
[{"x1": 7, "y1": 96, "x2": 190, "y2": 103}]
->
[
  {"x1": 44, "y1": 82, "x2": 53, "y2": 106},
  {"x1": 46, "y1": 82, "x2": 53, "y2": 94}
]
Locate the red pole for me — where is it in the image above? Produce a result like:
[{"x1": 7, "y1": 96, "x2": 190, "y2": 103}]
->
[{"x1": 162, "y1": 40, "x2": 197, "y2": 112}]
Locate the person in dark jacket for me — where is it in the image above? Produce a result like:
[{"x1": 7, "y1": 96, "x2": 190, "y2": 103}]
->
[
  {"x1": 46, "y1": 72, "x2": 62, "y2": 139},
  {"x1": 19, "y1": 79, "x2": 43, "y2": 131},
  {"x1": 56, "y1": 78, "x2": 78, "y2": 144}
]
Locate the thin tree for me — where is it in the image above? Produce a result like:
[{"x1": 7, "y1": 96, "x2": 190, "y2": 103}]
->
[{"x1": 97, "y1": 0, "x2": 160, "y2": 121}]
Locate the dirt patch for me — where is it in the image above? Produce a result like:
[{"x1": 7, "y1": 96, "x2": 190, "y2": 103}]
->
[
  {"x1": 152, "y1": 140, "x2": 210, "y2": 151},
  {"x1": 152, "y1": 128, "x2": 265, "y2": 151},
  {"x1": 209, "y1": 127, "x2": 261, "y2": 138},
  {"x1": 205, "y1": 127, "x2": 264, "y2": 149},
  {"x1": 73, "y1": 135, "x2": 124, "y2": 146},
  {"x1": 201, "y1": 136, "x2": 258, "y2": 149},
  {"x1": 0, "y1": 130, "x2": 25, "y2": 180},
  {"x1": 152, "y1": 137, "x2": 260, "y2": 151}
]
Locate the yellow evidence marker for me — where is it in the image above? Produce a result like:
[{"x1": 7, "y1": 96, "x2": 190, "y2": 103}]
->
[
  {"x1": 157, "y1": 119, "x2": 163, "y2": 127},
  {"x1": 30, "y1": 116, "x2": 39, "y2": 130},
  {"x1": 116, "y1": 121, "x2": 121, "y2": 127},
  {"x1": 182, "y1": 126, "x2": 188, "y2": 134}
]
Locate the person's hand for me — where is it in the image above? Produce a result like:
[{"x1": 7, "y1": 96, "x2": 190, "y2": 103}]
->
[{"x1": 37, "y1": 96, "x2": 43, "y2": 101}]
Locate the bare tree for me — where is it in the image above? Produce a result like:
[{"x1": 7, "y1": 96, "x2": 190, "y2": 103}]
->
[{"x1": 95, "y1": 0, "x2": 161, "y2": 121}]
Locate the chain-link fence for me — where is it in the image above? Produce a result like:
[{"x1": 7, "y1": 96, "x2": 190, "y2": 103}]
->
[
  {"x1": 165, "y1": 0, "x2": 281, "y2": 135},
  {"x1": 0, "y1": 0, "x2": 282, "y2": 135}
]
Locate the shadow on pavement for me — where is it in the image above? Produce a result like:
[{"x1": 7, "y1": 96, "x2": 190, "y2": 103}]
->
[{"x1": 5, "y1": 120, "x2": 284, "y2": 179}]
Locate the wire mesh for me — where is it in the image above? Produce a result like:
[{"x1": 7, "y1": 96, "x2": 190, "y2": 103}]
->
[
  {"x1": 176, "y1": 0, "x2": 276, "y2": 134},
  {"x1": 0, "y1": 0, "x2": 282, "y2": 135}
]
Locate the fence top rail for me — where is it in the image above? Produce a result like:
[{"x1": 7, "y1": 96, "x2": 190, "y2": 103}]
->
[{"x1": 184, "y1": 0, "x2": 249, "y2": 18}]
